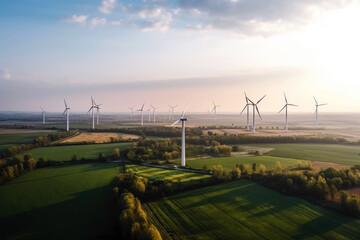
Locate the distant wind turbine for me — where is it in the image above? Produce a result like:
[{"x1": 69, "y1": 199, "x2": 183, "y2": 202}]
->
[
  {"x1": 92, "y1": 97, "x2": 102, "y2": 125},
  {"x1": 240, "y1": 92, "x2": 251, "y2": 130},
  {"x1": 313, "y1": 97, "x2": 327, "y2": 127},
  {"x1": 40, "y1": 107, "x2": 46, "y2": 125},
  {"x1": 87, "y1": 97, "x2": 95, "y2": 130},
  {"x1": 136, "y1": 103, "x2": 145, "y2": 126},
  {"x1": 151, "y1": 105, "x2": 159, "y2": 123},
  {"x1": 278, "y1": 93, "x2": 298, "y2": 132},
  {"x1": 171, "y1": 106, "x2": 188, "y2": 167},
  {"x1": 247, "y1": 95, "x2": 266, "y2": 133},
  {"x1": 169, "y1": 105, "x2": 178, "y2": 121},
  {"x1": 63, "y1": 100, "x2": 70, "y2": 131},
  {"x1": 211, "y1": 101, "x2": 221, "y2": 115},
  {"x1": 147, "y1": 106, "x2": 152, "y2": 122},
  {"x1": 128, "y1": 106, "x2": 136, "y2": 119}
]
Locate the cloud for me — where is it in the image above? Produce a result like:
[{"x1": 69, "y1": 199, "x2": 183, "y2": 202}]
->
[
  {"x1": 178, "y1": 0, "x2": 353, "y2": 35},
  {"x1": 139, "y1": 7, "x2": 172, "y2": 32},
  {"x1": 0, "y1": 69, "x2": 11, "y2": 80},
  {"x1": 91, "y1": 17, "x2": 107, "y2": 27},
  {"x1": 63, "y1": 14, "x2": 88, "y2": 24},
  {"x1": 98, "y1": 0, "x2": 117, "y2": 14}
]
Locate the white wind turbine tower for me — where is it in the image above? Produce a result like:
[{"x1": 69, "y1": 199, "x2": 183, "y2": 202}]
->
[
  {"x1": 151, "y1": 105, "x2": 159, "y2": 123},
  {"x1": 87, "y1": 97, "x2": 95, "y2": 130},
  {"x1": 313, "y1": 97, "x2": 327, "y2": 127},
  {"x1": 278, "y1": 93, "x2": 298, "y2": 132},
  {"x1": 128, "y1": 106, "x2": 136, "y2": 119},
  {"x1": 247, "y1": 95, "x2": 266, "y2": 133},
  {"x1": 40, "y1": 107, "x2": 46, "y2": 125},
  {"x1": 169, "y1": 105, "x2": 178, "y2": 121},
  {"x1": 171, "y1": 106, "x2": 188, "y2": 167},
  {"x1": 136, "y1": 103, "x2": 145, "y2": 126},
  {"x1": 147, "y1": 106, "x2": 152, "y2": 122},
  {"x1": 92, "y1": 98, "x2": 102, "y2": 125},
  {"x1": 211, "y1": 101, "x2": 221, "y2": 115},
  {"x1": 240, "y1": 92, "x2": 251, "y2": 130},
  {"x1": 63, "y1": 100, "x2": 70, "y2": 131}
]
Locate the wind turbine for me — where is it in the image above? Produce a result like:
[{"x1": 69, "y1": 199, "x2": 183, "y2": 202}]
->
[
  {"x1": 92, "y1": 98, "x2": 102, "y2": 125},
  {"x1": 211, "y1": 101, "x2": 221, "y2": 115},
  {"x1": 313, "y1": 97, "x2": 327, "y2": 127},
  {"x1": 128, "y1": 106, "x2": 136, "y2": 119},
  {"x1": 171, "y1": 106, "x2": 188, "y2": 167},
  {"x1": 169, "y1": 105, "x2": 178, "y2": 121},
  {"x1": 247, "y1": 95, "x2": 266, "y2": 133},
  {"x1": 136, "y1": 103, "x2": 145, "y2": 126},
  {"x1": 240, "y1": 92, "x2": 251, "y2": 130},
  {"x1": 63, "y1": 100, "x2": 70, "y2": 131},
  {"x1": 87, "y1": 97, "x2": 95, "y2": 130},
  {"x1": 278, "y1": 93, "x2": 298, "y2": 132},
  {"x1": 40, "y1": 107, "x2": 46, "y2": 124},
  {"x1": 151, "y1": 105, "x2": 159, "y2": 123},
  {"x1": 147, "y1": 106, "x2": 152, "y2": 122}
]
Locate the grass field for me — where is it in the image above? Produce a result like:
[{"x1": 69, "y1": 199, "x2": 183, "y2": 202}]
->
[
  {"x1": 145, "y1": 180, "x2": 360, "y2": 240},
  {"x1": 126, "y1": 164, "x2": 211, "y2": 183},
  {"x1": 255, "y1": 143, "x2": 360, "y2": 166},
  {"x1": 20, "y1": 142, "x2": 132, "y2": 161},
  {"x1": 0, "y1": 163, "x2": 120, "y2": 239},
  {"x1": 171, "y1": 155, "x2": 303, "y2": 171},
  {"x1": 0, "y1": 131, "x2": 54, "y2": 155}
]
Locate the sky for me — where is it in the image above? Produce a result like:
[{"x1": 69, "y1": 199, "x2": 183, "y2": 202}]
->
[{"x1": 1, "y1": 0, "x2": 360, "y2": 113}]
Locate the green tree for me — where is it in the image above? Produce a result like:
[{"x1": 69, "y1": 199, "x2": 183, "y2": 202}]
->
[
  {"x1": 329, "y1": 184, "x2": 338, "y2": 201},
  {"x1": 98, "y1": 152, "x2": 106, "y2": 162},
  {"x1": 112, "y1": 148, "x2": 120, "y2": 160}
]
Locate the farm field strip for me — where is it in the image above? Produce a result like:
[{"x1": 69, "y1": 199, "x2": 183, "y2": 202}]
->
[
  {"x1": 126, "y1": 164, "x2": 211, "y2": 182},
  {"x1": 19, "y1": 142, "x2": 132, "y2": 161},
  {"x1": 254, "y1": 143, "x2": 360, "y2": 165},
  {"x1": 145, "y1": 180, "x2": 360, "y2": 240}
]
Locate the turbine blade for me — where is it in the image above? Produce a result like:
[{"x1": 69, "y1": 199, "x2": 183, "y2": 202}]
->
[
  {"x1": 87, "y1": 106, "x2": 93, "y2": 113},
  {"x1": 256, "y1": 106, "x2": 262, "y2": 120},
  {"x1": 171, "y1": 119, "x2": 181, "y2": 126},
  {"x1": 141, "y1": 103, "x2": 145, "y2": 111},
  {"x1": 240, "y1": 105, "x2": 247, "y2": 115},
  {"x1": 40, "y1": 107, "x2": 44, "y2": 111},
  {"x1": 181, "y1": 105, "x2": 187, "y2": 117},
  {"x1": 278, "y1": 105, "x2": 286, "y2": 114},
  {"x1": 64, "y1": 100, "x2": 67, "y2": 108},
  {"x1": 318, "y1": 103, "x2": 327, "y2": 106},
  {"x1": 257, "y1": 95, "x2": 266, "y2": 104},
  {"x1": 212, "y1": 101, "x2": 216, "y2": 107},
  {"x1": 313, "y1": 96, "x2": 318, "y2": 105},
  {"x1": 247, "y1": 98, "x2": 255, "y2": 104},
  {"x1": 288, "y1": 104, "x2": 298, "y2": 107},
  {"x1": 283, "y1": 92, "x2": 288, "y2": 104},
  {"x1": 63, "y1": 109, "x2": 67, "y2": 115}
]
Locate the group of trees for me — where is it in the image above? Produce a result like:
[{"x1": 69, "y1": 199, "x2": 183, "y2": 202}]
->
[
  {"x1": 115, "y1": 192, "x2": 162, "y2": 240},
  {"x1": 0, "y1": 154, "x2": 36, "y2": 185},
  {"x1": 95, "y1": 127, "x2": 203, "y2": 138},
  {"x1": 339, "y1": 191, "x2": 360, "y2": 217},
  {"x1": 3, "y1": 130, "x2": 78, "y2": 157},
  {"x1": 126, "y1": 139, "x2": 232, "y2": 162}
]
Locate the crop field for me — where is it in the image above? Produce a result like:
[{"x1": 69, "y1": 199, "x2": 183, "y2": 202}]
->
[
  {"x1": 145, "y1": 180, "x2": 360, "y2": 240},
  {"x1": 0, "y1": 130, "x2": 54, "y2": 155},
  {"x1": 0, "y1": 163, "x2": 120, "y2": 239},
  {"x1": 174, "y1": 155, "x2": 303, "y2": 171},
  {"x1": 255, "y1": 143, "x2": 360, "y2": 166},
  {"x1": 20, "y1": 142, "x2": 132, "y2": 161},
  {"x1": 61, "y1": 132, "x2": 139, "y2": 144},
  {"x1": 126, "y1": 164, "x2": 211, "y2": 182}
]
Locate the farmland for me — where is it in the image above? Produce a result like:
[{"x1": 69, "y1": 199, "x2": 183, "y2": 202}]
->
[
  {"x1": 145, "y1": 180, "x2": 360, "y2": 240},
  {"x1": 20, "y1": 142, "x2": 132, "y2": 161},
  {"x1": 256, "y1": 143, "x2": 360, "y2": 165},
  {"x1": 0, "y1": 130, "x2": 54, "y2": 155},
  {"x1": 61, "y1": 132, "x2": 139, "y2": 143},
  {"x1": 0, "y1": 163, "x2": 120, "y2": 239},
  {"x1": 126, "y1": 164, "x2": 211, "y2": 183},
  {"x1": 172, "y1": 155, "x2": 303, "y2": 171}
]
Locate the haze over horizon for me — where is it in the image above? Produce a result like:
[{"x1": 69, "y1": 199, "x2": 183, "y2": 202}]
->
[{"x1": 1, "y1": 0, "x2": 360, "y2": 113}]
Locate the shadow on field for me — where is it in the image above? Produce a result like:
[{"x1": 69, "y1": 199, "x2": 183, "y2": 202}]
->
[
  {"x1": 0, "y1": 181, "x2": 116, "y2": 239},
  {"x1": 7, "y1": 163, "x2": 117, "y2": 186}
]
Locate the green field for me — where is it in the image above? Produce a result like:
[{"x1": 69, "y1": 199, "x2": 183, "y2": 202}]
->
[
  {"x1": 20, "y1": 142, "x2": 132, "y2": 161},
  {"x1": 0, "y1": 163, "x2": 120, "y2": 239},
  {"x1": 145, "y1": 180, "x2": 360, "y2": 240},
  {"x1": 126, "y1": 164, "x2": 211, "y2": 182},
  {"x1": 0, "y1": 131, "x2": 54, "y2": 155},
  {"x1": 256, "y1": 143, "x2": 360, "y2": 165},
  {"x1": 173, "y1": 155, "x2": 303, "y2": 171}
]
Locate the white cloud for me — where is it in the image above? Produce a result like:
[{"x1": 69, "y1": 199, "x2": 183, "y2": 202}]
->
[
  {"x1": 98, "y1": 0, "x2": 117, "y2": 14},
  {"x1": 141, "y1": 10, "x2": 172, "y2": 32},
  {"x1": 111, "y1": 20, "x2": 124, "y2": 25},
  {"x1": 91, "y1": 17, "x2": 107, "y2": 27},
  {"x1": 63, "y1": 15, "x2": 88, "y2": 24},
  {"x1": 1, "y1": 69, "x2": 11, "y2": 79},
  {"x1": 138, "y1": 7, "x2": 163, "y2": 18}
]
